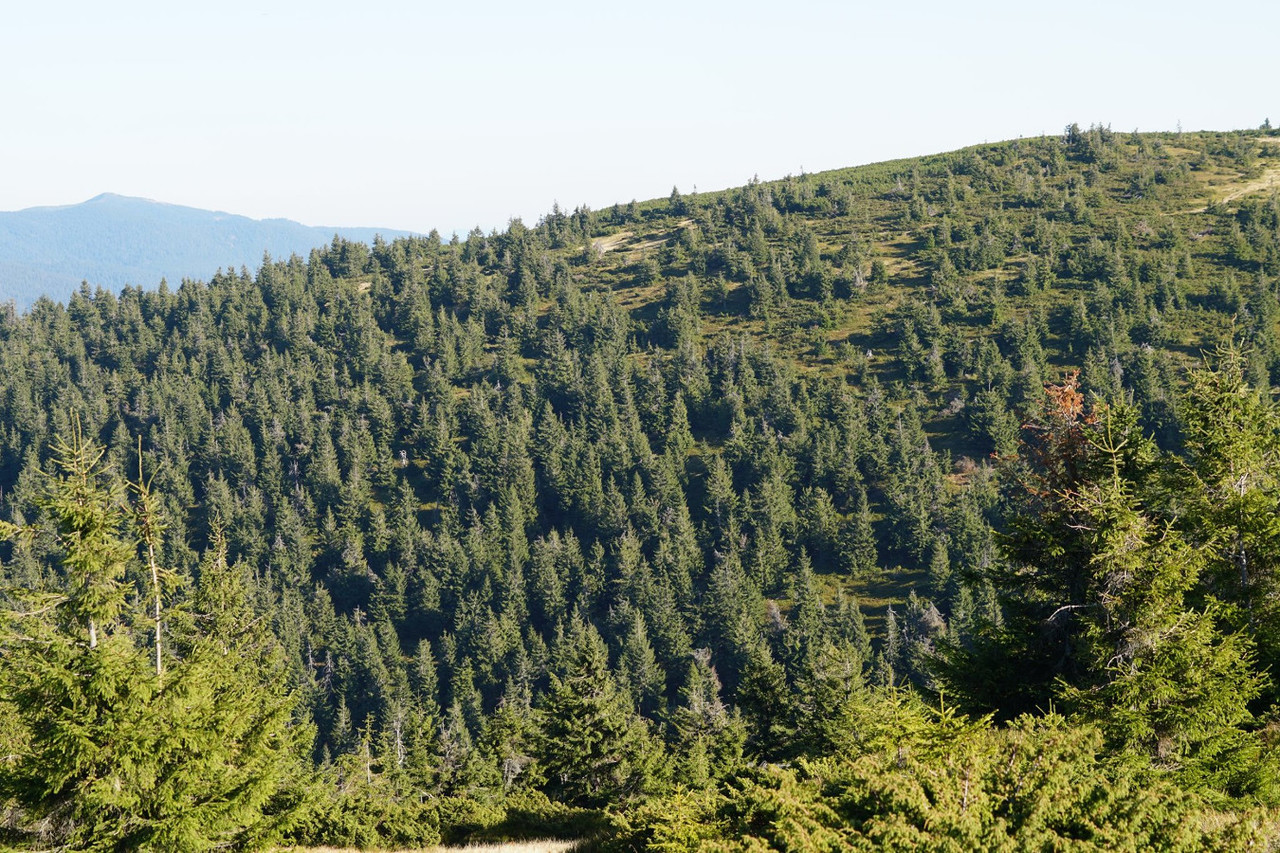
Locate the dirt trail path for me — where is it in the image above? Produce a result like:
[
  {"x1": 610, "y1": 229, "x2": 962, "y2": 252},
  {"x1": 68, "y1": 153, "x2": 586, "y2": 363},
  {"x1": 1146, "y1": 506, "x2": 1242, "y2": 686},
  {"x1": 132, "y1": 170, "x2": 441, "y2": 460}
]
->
[
  {"x1": 593, "y1": 231, "x2": 632, "y2": 253},
  {"x1": 1170, "y1": 162, "x2": 1280, "y2": 215},
  {"x1": 592, "y1": 220, "x2": 694, "y2": 256},
  {"x1": 1218, "y1": 165, "x2": 1280, "y2": 205}
]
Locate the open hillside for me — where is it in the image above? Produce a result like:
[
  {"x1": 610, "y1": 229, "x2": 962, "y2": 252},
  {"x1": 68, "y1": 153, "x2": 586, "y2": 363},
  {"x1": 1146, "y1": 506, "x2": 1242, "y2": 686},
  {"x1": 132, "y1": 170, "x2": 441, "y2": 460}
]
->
[{"x1": 2, "y1": 126, "x2": 1280, "y2": 850}]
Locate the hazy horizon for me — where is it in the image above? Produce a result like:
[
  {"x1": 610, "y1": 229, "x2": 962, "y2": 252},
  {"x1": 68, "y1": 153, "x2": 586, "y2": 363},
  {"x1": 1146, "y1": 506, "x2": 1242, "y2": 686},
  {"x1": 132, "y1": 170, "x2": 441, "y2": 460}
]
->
[
  {"x1": 0, "y1": 191, "x2": 421, "y2": 234},
  {"x1": 2, "y1": 1, "x2": 1277, "y2": 236}
]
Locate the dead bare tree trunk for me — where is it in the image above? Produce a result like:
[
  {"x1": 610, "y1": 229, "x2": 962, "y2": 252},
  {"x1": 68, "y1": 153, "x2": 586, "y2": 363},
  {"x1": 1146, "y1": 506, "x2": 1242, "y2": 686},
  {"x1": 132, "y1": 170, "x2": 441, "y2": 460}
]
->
[{"x1": 135, "y1": 436, "x2": 163, "y2": 681}]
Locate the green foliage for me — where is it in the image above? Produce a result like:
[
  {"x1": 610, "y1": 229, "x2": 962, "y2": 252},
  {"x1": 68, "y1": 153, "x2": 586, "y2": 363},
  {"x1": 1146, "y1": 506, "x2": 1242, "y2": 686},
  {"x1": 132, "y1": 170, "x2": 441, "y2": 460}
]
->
[
  {"x1": 289, "y1": 777, "x2": 442, "y2": 849},
  {"x1": 1179, "y1": 345, "x2": 1280, "y2": 680},
  {"x1": 615, "y1": 707, "x2": 1272, "y2": 851},
  {"x1": 537, "y1": 619, "x2": 665, "y2": 807},
  {"x1": 1052, "y1": 454, "x2": 1273, "y2": 798},
  {"x1": 2, "y1": 129, "x2": 1280, "y2": 846},
  {"x1": 0, "y1": 432, "x2": 307, "y2": 851}
]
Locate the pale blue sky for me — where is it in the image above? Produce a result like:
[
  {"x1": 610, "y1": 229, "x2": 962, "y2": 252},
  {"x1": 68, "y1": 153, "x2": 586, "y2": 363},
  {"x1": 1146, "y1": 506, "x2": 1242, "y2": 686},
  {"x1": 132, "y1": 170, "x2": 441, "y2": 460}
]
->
[{"x1": 2, "y1": 1, "x2": 1276, "y2": 234}]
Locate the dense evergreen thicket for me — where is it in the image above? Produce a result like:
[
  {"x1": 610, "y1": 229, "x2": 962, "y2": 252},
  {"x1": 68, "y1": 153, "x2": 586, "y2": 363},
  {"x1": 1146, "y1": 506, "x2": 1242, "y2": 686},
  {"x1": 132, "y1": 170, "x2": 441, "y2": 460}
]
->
[{"x1": 2, "y1": 125, "x2": 1280, "y2": 849}]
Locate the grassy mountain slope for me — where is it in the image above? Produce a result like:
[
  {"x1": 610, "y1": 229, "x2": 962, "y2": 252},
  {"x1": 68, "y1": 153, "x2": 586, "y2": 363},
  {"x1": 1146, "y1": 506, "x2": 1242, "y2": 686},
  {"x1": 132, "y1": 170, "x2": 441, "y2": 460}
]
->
[
  {"x1": 581, "y1": 127, "x2": 1279, "y2": 437},
  {"x1": 599, "y1": 128, "x2": 1276, "y2": 363}
]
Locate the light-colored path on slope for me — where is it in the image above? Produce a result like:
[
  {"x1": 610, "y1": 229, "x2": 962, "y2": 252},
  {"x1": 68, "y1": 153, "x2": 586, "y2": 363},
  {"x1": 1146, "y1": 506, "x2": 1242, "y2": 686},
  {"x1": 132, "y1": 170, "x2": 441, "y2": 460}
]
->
[
  {"x1": 1217, "y1": 164, "x2": 1280, "y2": 205},
  {"x1": 592, "y1": 220, "x2": 694, "y2": 257},
  {"x1": 1170, "y1": 161, "x2": 1280, "y2": 215}
]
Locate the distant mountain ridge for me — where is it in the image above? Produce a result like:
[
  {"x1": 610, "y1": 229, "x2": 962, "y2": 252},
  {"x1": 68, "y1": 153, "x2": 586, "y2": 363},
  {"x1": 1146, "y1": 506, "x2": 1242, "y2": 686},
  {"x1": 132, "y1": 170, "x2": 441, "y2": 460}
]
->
[{"x1": 0, "y1": 193, "x2": 418, "y2": 309}]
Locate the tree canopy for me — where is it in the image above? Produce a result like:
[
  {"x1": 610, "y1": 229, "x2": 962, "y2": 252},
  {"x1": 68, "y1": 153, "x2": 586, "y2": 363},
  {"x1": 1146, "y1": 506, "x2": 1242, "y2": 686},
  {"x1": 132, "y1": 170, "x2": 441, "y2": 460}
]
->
[{"x1": 3, "y1": 126, "x2": 1280, "y2": 848}]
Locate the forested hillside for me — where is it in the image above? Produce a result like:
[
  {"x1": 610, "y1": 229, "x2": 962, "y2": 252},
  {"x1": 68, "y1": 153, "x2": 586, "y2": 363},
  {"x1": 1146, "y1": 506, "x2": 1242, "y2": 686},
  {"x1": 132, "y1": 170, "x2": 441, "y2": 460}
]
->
[{"x1": 2, "y1": 125, "x2": 1280, "y2": 850}]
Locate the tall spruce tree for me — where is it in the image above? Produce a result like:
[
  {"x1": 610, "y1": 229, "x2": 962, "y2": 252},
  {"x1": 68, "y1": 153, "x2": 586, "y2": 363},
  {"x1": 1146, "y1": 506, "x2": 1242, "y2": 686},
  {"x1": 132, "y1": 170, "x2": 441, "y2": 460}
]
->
[
  {"x1": 0, "y1": 430, "x2": 307, "y2": 851},
  {"x1": 1057, "y1": 412, "x2": 1276, "y2": 800},
  {"x1": 537, "y1": 618, "x2": 661, "y2": 806},
  {"x1": 1179, "y1": 347, "x2": 1280, "y2": 684}
]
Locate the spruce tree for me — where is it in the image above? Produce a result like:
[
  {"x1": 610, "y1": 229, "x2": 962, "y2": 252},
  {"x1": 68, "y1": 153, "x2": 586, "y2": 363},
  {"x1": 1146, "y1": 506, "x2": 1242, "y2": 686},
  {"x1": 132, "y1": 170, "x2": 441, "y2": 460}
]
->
[
  {"x1": 0, "y1": 431, "x2": 307, "y2": 850},
  {"x1": 1180, "y1": 347, "x2": 1280, "y2": 681},
  {"x1": 1057, "y1": 425, "x2": 1275, "y2": 799},
  {"x1": 537, "y1": 618, "x2": 661, "y2": 806},
  {"x1": 0, "y1": 428, "x2": 147, "y2": 848},
  {"x1": 844, "y1": 482, "x2": 879, "y2": 578},
  {"x1": 671, "y1": 649, "x2": 745, "y2": 787},
  {"x1": 146, "y1": 525, "x2": 311, "y2": 849}
]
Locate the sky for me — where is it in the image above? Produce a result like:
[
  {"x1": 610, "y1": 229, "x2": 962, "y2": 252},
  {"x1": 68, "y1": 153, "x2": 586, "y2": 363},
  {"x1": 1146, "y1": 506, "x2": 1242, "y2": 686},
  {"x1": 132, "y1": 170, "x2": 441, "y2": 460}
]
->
[{"x1": 2, "y1": 0, "x2": 1277, "y2": 236}]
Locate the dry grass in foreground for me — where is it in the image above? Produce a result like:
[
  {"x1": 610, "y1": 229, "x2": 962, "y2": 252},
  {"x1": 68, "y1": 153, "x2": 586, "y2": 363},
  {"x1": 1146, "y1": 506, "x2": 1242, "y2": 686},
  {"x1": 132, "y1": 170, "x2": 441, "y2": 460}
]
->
[{"x1": 290, "y1": 841, "x2": 578, "y2": 853}]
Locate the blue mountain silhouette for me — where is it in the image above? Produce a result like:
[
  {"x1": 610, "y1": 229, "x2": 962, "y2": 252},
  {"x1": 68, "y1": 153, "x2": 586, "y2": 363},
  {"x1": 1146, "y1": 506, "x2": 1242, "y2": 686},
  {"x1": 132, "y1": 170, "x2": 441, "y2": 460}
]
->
[{"x1": 0, "y1": 193, "x2": 417, "y2": 309}]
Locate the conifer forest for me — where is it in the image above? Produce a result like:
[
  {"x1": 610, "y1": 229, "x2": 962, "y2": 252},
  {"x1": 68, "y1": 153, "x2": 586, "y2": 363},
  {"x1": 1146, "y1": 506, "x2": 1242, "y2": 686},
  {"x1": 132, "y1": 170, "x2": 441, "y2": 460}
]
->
[{"x1": 4, "y1": 126, "x2": 1280, "y2": 849}]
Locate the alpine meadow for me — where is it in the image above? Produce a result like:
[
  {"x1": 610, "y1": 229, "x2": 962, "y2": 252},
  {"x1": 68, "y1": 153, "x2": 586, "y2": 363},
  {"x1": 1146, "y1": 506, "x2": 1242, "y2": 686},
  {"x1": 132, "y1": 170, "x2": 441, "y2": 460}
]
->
[{"x1": 4, "y1": 125, "x2": 1280, "y2": 850}]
